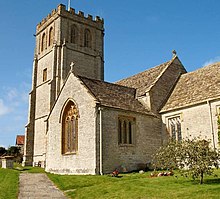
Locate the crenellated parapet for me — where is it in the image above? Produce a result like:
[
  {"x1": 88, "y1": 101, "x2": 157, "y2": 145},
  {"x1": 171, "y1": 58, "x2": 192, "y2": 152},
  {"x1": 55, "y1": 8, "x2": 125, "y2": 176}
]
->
[{"x1": 37, "y1": 4, "x2": 104, "y2": 31}]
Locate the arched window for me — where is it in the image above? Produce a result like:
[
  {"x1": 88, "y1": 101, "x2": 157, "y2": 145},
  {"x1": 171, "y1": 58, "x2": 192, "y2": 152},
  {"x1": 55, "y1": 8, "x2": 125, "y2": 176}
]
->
[
  {"x1": 84, "y1": 29, "x2": 92, "y2": 48},
  {"x1": 62, "y1": 101, "x2": 79, "y2": 154},
  {"x1": 41, "y1": 33, "x2": 46, "y2": 52},
  {"x1": 48, "y1": 27, "x2": 54, "y2": 46},
  {"x1": 70, "y1": 25, "x2": 78, "y2": 44}
]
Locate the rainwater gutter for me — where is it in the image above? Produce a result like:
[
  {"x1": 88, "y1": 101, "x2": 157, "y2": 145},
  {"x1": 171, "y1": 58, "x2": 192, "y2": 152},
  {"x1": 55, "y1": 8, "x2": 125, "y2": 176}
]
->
[
  {"x1": 98, "y1": 107, "x2": 103, "y2": 175},
  {"x1": 207, "y1": 100, "x2": 216, "y2": 150}
]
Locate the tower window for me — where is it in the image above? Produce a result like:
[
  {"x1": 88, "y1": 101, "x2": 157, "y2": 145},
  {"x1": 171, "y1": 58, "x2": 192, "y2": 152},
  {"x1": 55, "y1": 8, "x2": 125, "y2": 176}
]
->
[
  {"x1": 62, "y1": 101, "x2": 79, "y2": 154},
  {"x1": 41, "y1": 33, "x2": 46, "y2": 52},
  {"x1": 118, "y1": 116, "x2": 135, "y2": 145},
  {"x1": 84, "y1": 29, "x2": 92, "y2": 48},
  {"x1": 48, "y1": 27, "x2": 54, "y2": 46},
  {"x1": 43, "y1": 68, "x2": 47, "y2": 82},
  {"x1": 70, "y1": 25, "x2": 78, "y2": 44}
]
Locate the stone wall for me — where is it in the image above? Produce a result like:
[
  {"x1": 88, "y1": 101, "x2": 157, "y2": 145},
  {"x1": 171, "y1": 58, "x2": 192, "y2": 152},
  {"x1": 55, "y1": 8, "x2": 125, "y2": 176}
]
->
[
  {"x1": 36, "y1": 4, "x2": 104, "y2": 82},
  {"x1": 46, "y1": 74, "x2": 98, "y2": 174},
  {"x1": 161, "y1": 100, "x2": 220, "y2": 148},
  {"x1": 24, "y1": 4, "x2": 104, "y2": 167},
  {"x1": 98, "y1": 108, "x2": 162, "y2": 174},
  {"x1": 150, "y1": 58, "x2": 186, "y2": 114}
]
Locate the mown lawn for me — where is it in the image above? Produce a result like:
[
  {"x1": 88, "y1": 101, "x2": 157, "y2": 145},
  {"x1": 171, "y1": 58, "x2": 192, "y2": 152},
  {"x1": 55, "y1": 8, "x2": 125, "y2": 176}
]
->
[
  {"x1": 0, "y1": 164, "x2": 45, "y2": 199},
  {"x1": 0, "y1": 166, "x2": 220, "y2": 199},
  {"x1": 48, "y1": 170, "x2": 220, "y2": 199},
  {"x1": 0, "y1": 168, "x2": 19, "y2": 199}
]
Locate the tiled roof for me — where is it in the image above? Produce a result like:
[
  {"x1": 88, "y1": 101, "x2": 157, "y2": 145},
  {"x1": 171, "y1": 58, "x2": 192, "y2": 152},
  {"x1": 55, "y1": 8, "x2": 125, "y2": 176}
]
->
[
  {"x1": 161, "y1": 62, "x2": 220, "y2": 112},
  {"x1": 79, "y1": 76, "x2": 154, "y2": 115},
  {"x1": 16, "y1": 135, "x2": 25, "y2": 145},
  {"x1": 116, "y1": 60, "x2": 173, "y2": 97}
]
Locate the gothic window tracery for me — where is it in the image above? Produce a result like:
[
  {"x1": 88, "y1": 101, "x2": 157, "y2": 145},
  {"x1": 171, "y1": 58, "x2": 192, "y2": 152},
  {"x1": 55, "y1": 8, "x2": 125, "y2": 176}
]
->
[
  {"x1": 84, "y1": 29, "x2": 92, "y2": 48},
  {"x1": 62, "y1": 101, "x2": 79, "y2": 154},
  {"x1": 168, "y1": 116, "x2": 182, "y2": 141}
]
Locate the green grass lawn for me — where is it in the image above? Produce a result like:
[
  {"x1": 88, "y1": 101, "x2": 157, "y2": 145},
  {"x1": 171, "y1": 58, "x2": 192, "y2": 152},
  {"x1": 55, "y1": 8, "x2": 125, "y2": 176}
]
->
[
  {"x1": 0, "y1": 164, "x2": 45, "y2": 199},
  {"x1": 0, "y1": 166, "x2": 220, "y2": 199},
  {"x1": 48, "y1": 170, "x2": 220, "y2": 199},
  {"x1": 0, "y1": 168, "x2": 19, "y2": 199}
]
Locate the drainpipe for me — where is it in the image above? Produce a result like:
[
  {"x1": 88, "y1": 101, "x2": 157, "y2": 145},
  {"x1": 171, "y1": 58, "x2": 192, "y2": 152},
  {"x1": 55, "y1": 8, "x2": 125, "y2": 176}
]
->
[
  {"x1": 207, "y1": 100, "x2": 216, "y2": 150},
  {"x1": 98, "y1": 107, "x2": 103, "y2": 175}
]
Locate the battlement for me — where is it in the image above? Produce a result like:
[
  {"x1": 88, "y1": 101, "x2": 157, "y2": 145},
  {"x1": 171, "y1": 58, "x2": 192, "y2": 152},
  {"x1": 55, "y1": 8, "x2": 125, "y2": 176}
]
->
[{"x1": 37, "y1": 4, "x2": 104, "y2": 30}]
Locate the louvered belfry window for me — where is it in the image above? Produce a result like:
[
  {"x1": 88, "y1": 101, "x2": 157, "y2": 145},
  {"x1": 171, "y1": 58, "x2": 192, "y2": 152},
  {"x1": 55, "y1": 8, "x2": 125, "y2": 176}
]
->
[
  {"x1": 70, "y1": 25, "x2": 78, "y2": 44},
  {"x1": 84, "y1": 29, "x2": 92, "y2": 48},
  {"x1": 48, "y1": 27, "x2": 54, "y2": 46}
]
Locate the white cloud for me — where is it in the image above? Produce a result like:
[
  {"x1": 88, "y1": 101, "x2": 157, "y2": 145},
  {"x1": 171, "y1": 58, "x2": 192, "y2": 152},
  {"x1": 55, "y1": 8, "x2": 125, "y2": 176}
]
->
[
  {"x1": 203, "y1": 56, "x2": 220, "y2": 67},
  {"x1": 0, "y1": 99, "x2": 10, "y2": 116},
  {"x1": 7, "y1": 88, "x2": 18, "y2": 101}
]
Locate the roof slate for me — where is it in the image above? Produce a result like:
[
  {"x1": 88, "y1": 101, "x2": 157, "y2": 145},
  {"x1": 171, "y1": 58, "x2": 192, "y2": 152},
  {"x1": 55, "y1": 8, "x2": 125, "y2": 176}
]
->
[
  {"x1": 161, "y1": 62, "x2": 220, "y2": 112},
  {"x1": 79, "y1": 76, "x2": 153, "y2": 115},
  {"x1": 116, "y1": 60, "x2": 173, "y2": 97}
]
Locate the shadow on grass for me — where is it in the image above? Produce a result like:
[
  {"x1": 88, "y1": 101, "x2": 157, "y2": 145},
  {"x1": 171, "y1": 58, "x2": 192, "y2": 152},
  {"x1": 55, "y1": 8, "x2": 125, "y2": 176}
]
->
[
  {"x1": 204, "y1": 178, "x2": 220, "y2": 184},
  {"x1": 13, "y1": 167, "x2": 30, "y2": 171},
  {"x1": 114, "y1": 176, "x2": 123, "y2": 178},
  {"x1": 12, "y1": 166, "x2": 45, "y2": 173}
]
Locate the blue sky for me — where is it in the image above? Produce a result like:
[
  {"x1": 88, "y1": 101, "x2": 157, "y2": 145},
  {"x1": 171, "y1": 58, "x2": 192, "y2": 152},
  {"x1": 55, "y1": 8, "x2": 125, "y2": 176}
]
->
[{"x1": 0, "y1": 0, "x2": 220, "y2": 147}]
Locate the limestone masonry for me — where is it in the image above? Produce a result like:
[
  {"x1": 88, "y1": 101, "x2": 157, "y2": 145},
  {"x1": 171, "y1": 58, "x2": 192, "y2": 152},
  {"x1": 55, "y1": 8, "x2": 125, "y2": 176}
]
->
[{"x1": 23, "y1": 4, "x2": 220, "y2": 174}]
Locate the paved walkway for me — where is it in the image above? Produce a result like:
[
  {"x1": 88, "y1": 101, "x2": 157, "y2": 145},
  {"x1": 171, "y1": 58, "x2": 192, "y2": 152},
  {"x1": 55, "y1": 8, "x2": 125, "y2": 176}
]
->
[{"x1": 18, "y1": 173, "x2": 68, "y2": 199}]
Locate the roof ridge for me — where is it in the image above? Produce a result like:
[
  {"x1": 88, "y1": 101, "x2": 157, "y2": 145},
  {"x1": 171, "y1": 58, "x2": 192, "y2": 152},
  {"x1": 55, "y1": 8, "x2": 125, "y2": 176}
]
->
[
  {"x1": 115, "y1": 59, "x2": 172, "y2": 84},
  {"x1": 180, "y1": 61, "x2": 220, "y2": 78},
  {"x1": 161, "y1": 62, "x2": 220, "y2": 112},
  {"x1": 146, "y1": 56, "x2": 177, "y2": 92},
  {"x1": 79, "y1": 75, "x2": 136, "y2": 91}
]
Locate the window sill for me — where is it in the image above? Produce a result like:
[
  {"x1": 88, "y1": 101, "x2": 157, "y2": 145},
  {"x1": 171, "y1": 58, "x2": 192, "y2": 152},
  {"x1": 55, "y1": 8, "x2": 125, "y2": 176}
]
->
[
  {"x1": 62, "y1": 152, "x2": 77, "y2": 156},
  {"x1": 118, "y1": 144, "x2": 135, "y2": 147}
]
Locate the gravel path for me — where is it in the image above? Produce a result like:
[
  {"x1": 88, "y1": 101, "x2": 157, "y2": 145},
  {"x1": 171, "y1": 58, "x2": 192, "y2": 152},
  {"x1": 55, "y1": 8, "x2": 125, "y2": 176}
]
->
[{"x1": 18, "y1": 173, "x2": 68, "y2": 199}]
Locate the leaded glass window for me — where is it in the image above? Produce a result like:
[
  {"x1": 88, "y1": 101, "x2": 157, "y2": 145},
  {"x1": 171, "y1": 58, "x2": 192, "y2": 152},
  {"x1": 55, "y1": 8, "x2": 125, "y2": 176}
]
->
[{"x1": 62, "y1": 101, "x2": 79, "y2": 154}]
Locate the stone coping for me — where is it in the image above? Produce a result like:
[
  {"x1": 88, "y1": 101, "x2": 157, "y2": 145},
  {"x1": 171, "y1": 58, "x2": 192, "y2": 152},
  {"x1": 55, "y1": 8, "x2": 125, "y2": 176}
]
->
[{"x1": 0, "y1": 156, "x2": 14, "y2": 159}]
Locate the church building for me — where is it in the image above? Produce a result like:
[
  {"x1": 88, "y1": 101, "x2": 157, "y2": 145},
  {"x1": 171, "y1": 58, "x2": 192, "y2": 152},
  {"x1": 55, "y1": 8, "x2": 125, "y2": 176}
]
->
[{"x1": 23, "y1": 4, "x2": 220, "y2": 174}]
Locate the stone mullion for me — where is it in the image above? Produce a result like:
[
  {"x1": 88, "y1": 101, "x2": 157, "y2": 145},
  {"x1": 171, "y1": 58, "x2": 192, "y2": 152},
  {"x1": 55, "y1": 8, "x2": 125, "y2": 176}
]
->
[
  {"x1": 71, "y1": 116, "x2": 75, "y2": 152},
  {"x1": 123, "y1": 120, "x2": 127, "y2": 144},
  {"x1": 126, "y1": 120, "x2": 129, "y2": 144},
  {"x1": 65, "y1": 119, "x2": 68, "y2": 153}
]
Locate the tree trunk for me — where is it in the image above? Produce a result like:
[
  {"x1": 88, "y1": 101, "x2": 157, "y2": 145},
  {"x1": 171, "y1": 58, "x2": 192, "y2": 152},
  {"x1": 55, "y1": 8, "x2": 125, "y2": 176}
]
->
[{"x1": 200, "y1": 171, "x2": 204, "y2": 184}]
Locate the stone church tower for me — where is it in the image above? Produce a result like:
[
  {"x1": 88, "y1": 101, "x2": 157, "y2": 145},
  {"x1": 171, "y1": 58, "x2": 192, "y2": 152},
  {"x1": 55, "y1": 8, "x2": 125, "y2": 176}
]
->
[{"x1": 23, "y1": 4, "x2": 104, "y2": 166}]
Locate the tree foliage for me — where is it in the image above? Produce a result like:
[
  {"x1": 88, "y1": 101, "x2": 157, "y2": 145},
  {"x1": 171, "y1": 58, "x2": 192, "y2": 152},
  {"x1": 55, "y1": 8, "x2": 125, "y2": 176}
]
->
[
  {"x1": 6, "y1": 146, "x2": 23, "y2": 163},
  {"x1": 0, "y1": 147, "x2": 7, "y2": 156},
  {"x1": 7, "y1": 146, "x2": 20, "y2": 156},
  {"x1": 153, "y1": 137, "x2": 219, "y2": 184}
]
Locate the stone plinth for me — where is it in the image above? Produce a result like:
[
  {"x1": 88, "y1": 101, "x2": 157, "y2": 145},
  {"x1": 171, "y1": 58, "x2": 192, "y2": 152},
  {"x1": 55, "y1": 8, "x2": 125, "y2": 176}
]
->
[{"x1": 1, "y1": 156, "x2": 14, "y2": 169}]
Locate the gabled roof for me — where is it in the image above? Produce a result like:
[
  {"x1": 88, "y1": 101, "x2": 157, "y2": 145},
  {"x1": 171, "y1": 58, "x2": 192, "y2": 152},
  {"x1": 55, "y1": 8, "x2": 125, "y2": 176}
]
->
[
  {"x1": 79, "y1": 76, "x2": 154, "y2": 115},
  {"x1": 16, "y1": 135, "x2": 25, "y2": 145},
  {"x1": 116, "y1": 57, "x2": 177, "y2": 97},
  {"x1": 161, "y1": 62, "x2": 220, "y2": 112}
]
